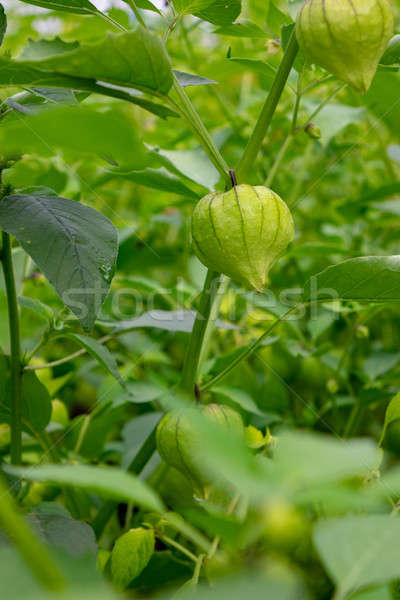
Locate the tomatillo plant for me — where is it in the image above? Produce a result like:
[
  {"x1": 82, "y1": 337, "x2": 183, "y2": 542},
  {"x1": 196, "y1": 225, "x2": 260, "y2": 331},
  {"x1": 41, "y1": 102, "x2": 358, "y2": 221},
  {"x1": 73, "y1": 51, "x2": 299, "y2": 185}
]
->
[{"x1": 0, "y1": 1, "x2": 400, "y2": 599}]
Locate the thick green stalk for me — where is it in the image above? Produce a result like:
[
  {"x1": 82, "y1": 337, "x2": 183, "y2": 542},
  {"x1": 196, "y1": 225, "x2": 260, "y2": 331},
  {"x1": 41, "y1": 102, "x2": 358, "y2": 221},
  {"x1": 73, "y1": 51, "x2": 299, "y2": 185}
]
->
[
  {"x1": 0, "y1": 472, "x2": 65, "y2": 590},
  {"x1": 1, "y1": 231, "x2": 23, "y2": 465},
  {"x1": 181, "y1": 271, "x2": 228, "y2": 394},
  {"x1": 236, "y1": 30, "x2": 299, "y2": 182}
]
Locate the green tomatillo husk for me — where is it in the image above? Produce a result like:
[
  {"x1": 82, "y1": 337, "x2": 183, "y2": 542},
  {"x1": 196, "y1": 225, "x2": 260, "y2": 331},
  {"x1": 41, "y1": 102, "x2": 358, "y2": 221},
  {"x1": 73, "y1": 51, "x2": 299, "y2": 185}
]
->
[
  {"x1": 296, "y1": 0, "x2": 394, "y2": 94},
  {"x1": 191, "y1": 184, "x2": 294, "y2": 292}
]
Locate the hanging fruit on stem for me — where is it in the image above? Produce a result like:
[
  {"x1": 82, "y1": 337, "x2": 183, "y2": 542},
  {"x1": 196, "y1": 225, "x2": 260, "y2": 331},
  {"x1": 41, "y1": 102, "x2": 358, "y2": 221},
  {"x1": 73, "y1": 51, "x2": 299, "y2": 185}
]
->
[
  {"x1": 192, "y1": 184, "x2": 294, "y2": 291},
  {"x1": 156, "y1": 404, "x2": 244, "y2": 495},
  {"x1": 296, "y1": 0, "x2": 394, "y2": 94}
]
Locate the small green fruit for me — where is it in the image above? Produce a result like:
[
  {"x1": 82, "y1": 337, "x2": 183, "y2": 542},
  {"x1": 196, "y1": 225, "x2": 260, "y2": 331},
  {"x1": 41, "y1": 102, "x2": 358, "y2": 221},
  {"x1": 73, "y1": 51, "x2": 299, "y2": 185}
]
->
[
  {"x1": 296, "y1": 0, "x2": 394, "y2": 93},
  {"x1": 192, "y1": 184, "x2": 294, "y2": 291},
  {"x1": 111, "y1": 527, "x2": 154, "y2": 589},
  {"x1": 51, "y1": 399, "x2": 69, "y2": 428},
  {"x1": 355, "y1": 324, "x2": 370, "y2": 339},
  {"x1": 305, "y1": 122, "x2": 321, "y2": 139},
  {"x1": 156, "y1": 404, "x2": 244, "y2": 493}
]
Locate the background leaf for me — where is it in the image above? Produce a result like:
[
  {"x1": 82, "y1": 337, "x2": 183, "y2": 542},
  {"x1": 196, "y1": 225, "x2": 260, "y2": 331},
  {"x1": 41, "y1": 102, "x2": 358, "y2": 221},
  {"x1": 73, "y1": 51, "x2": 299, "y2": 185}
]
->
[
  {"x1": 23, "y1": 28, "x2": 173, "y2": 96},
  {"x1": 314, "y1": 516, "x2": 400, "y2": 598},
  {"x1": 303, "y1": 256, "x2": 400, "y2": 303},
  {"x1": 8, "y1": 465, "x2": 164, "y2": 513}
]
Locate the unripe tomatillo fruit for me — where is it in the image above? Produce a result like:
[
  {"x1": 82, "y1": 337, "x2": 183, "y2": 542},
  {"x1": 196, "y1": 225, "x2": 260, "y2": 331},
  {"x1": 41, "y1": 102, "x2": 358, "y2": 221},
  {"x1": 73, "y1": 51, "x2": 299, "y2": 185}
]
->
[
  {"x1": 296, "y1": 0, "x2": 394, "y2": 94},
  {"x1": 192, "y1": 184, "x2": 294, "y2": 292},
  {"x1": 156, "y1": 404, "x2": 244, "y2": 494}
]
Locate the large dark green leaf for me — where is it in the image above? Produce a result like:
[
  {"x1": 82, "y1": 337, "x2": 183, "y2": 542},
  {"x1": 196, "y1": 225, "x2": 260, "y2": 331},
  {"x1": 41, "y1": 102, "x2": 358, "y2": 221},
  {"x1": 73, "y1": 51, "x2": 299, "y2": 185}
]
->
[
  {"x1": 0, "y1": 192, "x2": 118, "y2": 331},
  {"x1": 303, "y1": 256, "x2": 400, "y2": 303},
  {"x1": 22, "y1": 28, "x2": 173, "y2": 96}
]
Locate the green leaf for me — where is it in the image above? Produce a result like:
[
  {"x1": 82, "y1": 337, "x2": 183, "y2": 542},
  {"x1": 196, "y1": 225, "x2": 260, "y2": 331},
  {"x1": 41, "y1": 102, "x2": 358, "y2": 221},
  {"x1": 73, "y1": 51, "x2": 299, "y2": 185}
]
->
[
  {"x1": 27, "y1": 507, "x2": 97, "y2": 556},
  {"x1": 173, "y1": 0, "x2": 215, "y2": 14},
  {"x1": 380, "y1": 35, "x2": 400, "y2": 65},
  {"x1": 0, "y1": 192, "x2": 118, "y2": 331},
  {"x1": 213, "y1": 386, "x2": 264, "y2": 415},
  {"x1": 363, "y1": 352, "x2": 400, "y2": 380},
  {"x1": 379, "y1": 392, "x2": 400, "y2": 446},
  {"x1": 310, "y1": 103, "x2": 365, "y2": 142},
  {"x1": 314, "y1": 515, "x2": 400, "y2": 598},
  {"x1": 18, "y1": 296, "x2": 53, "y2": 322},
  {"x1": 214, "y1": 21, "x2": 267, "y2": 38},
  {"x1": 0, "y1": 106, "x2": 151, "y2": 168},
  {"x1": 102, "y1": 310, "x2": 236, "y2": 333},
  {"x1": 155, "y1": 147, "x2": 220, "y2": 188},
  {"x1": 173, "y1": 70, "x2": 217, "y2": 87},
  {"x1": 134, "y1": 0, "x2": 161, "y2": 13},
  {"x1": 19, "y1": 38, "x2": 80, "y2": 60},
  {"x1": 122, "y1": 412, "x2": 161, "y2": 469},
  {"x1": 0, "y1": 354, "x2": 52, "y2": 434},
  {"x1": 17, "y1": 0, "x2": 99, "y2": 14},
  {"x1": 23, "y1": 28, "x2": 173, "y2": 95},
  {"x1": 7, "y1": 464, "x2": 164, "y2": 513},
  {"x1": 0, "y1": 56, "x2": 177, "y2": 118},
  {"x1": 63, "y1": 333, "x2": 126, "y2": 389},
  {"x1": 303, "y1": 256, "x2": 400, "y2": 303},
  {"x1": 111, "y1": 528, "x2": 155, "y2": 589},
  {"x1": 65, "y1": 403, "x2": 125, "y2": 459},
  {"x1": 195, "y1": 0, "x2": 241, "y2": 25},
  {"x1": 0, "y1": 3, "x2": 6, "y2": 48},
  {"x1": 228, "y1": 58, "x2": 276, "y2": 87},
  {"x1": 274, "y1": 431, "x2": 379, "y2": 488},
  {"x1": 110, "y1": 168, "x2": 199, "y2": 198}
]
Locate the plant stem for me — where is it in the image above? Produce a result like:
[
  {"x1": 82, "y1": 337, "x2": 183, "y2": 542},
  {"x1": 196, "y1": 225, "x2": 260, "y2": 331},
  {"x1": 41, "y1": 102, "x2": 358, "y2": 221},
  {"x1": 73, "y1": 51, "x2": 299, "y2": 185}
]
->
[
  {"x1": 343, "y1": 400, "x2": 361, "y2": 438},
  {"x1": 266, "y1": 69, "x2": 303, "y2": 187},
  {"x1": 201, "y1": 306, "x2": 299, "y2": 391},
  {"x1": 306, "y1": 83, "x2": 346, "y2": 124},
  {"x1": 96, "y1": 9, "x2": 126, "y2": 32},
  {"x1": 170, "y1": 77, "x2": 231, "y2": 184},
  {"x1": 0, "y1": 472, "x2": 65, "y2": 590},
  {"x1": 1, "y1": 232, "x2": 23, "y2": 465},
  {"x1": 265, "y1": 134, "x2": 294, "y2": 187},
  {"x1": 160, "y1": 534, "x2": 198, "y2": 562},
  {"x1": 181, "y1": 271, "x2": 228, "y2": 394},
  {"x1": 236, "y1": 30, "x2": 299, "y2": 182},
  {"x1": 125, "y1": 0, "x2": 230, "y2": 185},
  {"x1": 124, "y1": 0, "x2": 145, "y2": 26}
]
